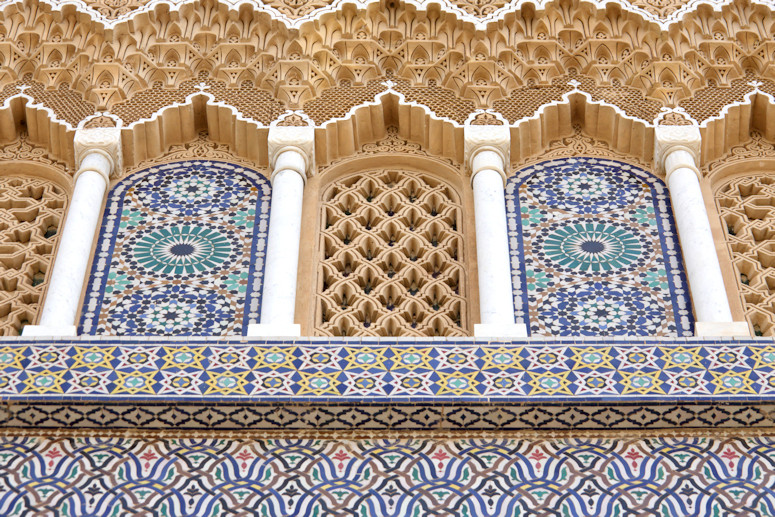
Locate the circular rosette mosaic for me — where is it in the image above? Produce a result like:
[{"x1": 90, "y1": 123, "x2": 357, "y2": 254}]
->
[
  {"x1": 132, "y1": 161, "x2": 257, "y2": 214},
  {"x1": 534, "y1": 220, "x2": 650, "y2": 275},
  {"x1": 535, "y1": 281, "x2": 672, "y2": 336},
  {"x1": 129, "y1": 224, "x2": 237, "y2": 277},
  {"x1": 103, "y1": 285, "x2": 235, "y2": 336},
  {"x1": 524, "y1": 159, "x2": 645, "y2": 214}
]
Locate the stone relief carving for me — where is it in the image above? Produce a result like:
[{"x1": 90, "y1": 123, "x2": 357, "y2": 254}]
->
[
  {"x1": 0, "y1": 0, "x2": 771, "y2": 130},
  {"x1": 0, "y1": 172, "x2": 67, "y2": 335},
  {"x1": 73, "y1": 127, "x2": 123, "y2": 177},
  {"x1": 513, "y1": 125, "x2": 651, "y2": 169},
  {"x1": 129, "y1": 131, "x2": 264, "y2": 173}
]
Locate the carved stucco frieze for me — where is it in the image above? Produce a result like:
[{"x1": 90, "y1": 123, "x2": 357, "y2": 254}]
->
[{"x1": 0, "y1": 0, "x2": 773, "y2": 130}]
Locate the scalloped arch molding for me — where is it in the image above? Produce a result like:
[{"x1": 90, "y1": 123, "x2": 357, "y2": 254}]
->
[{"x1": 1, "y1": 0, "x2": 774, "y2": 171}]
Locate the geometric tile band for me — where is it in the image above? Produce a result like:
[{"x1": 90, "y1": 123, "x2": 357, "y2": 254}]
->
[
  {"x1": 1, "y1": 436, "x2": 774, "y2": 516},
  {"x1": 506, "y1": 157, "x2": 694, "y2": 337},
  {"x1": 78, "y1": 161, "x2": 271, "y2": 336},
  {"x1": 4, "y1": 340, "x2": 775, "y2": 402},
  {"x1": 5, "y1": 401, "x2": 775, "y2": 431}
]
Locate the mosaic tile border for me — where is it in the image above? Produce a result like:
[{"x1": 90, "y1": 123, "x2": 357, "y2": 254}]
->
[
  {"x1": 4, "y1": 435, "x2": 775, "y2": 517},
  {"x1": 1, "y1": 339, "x2": 772, "y2": 402},
  {"x1": 3, "y1": 401, "x2": 775, "y2": 430}
]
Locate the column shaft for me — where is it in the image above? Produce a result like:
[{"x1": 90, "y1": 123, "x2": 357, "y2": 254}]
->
[
  {"x1": 29, "y1": 153, "x2": 111, "y2": 335},
  {"x1": 472, "y1": 161, "x2": 517, "y2": 326},
  {"x1": 665, "y1": 152, "x2": 733, "y2": 323},
  {"x1": 259, "y1": 162, "x2": 305, "y2": 326}
]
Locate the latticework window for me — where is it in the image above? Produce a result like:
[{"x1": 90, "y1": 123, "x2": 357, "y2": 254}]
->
[
  {"x1": 315, "y1": 169, "x2": 468, "y2": 336},
  {"x1": 716, "y1": 174, "x2": 775, "y2": 336},
  {"x1": 0, "y1": 176, "x2": 66, "y2": 335}
]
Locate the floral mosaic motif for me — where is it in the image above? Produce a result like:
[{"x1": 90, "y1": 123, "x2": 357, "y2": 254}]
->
[
  {"x1": 1, "y1": 435, "x2": 774, "y2": 516},
  {"x1": 538, "y1": 221, "x2": 645, "y2": 273},
  {"x1": 79, "y1": 161, "x2": 271, "y2": 336},
  {"x1": 506, "y1": 157, "x2": 693, "y2": 336},
  {"x1": 130, "y1": 224, "x2": 236, "y2": 276}
]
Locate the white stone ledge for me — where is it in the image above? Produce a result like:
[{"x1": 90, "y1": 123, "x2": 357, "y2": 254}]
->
[
  {"x1": 247, "y1": 323, "x2": 301, "y2": 338},
  {"x1": 473, "y1": 323, "x2": 528, "y2": 339},
  {"x1": 21, "y1": 325, "x2": 77, "y2": 337},
  {"x1": 694, "y1": 321, "x2": 751, "y2": 337}
]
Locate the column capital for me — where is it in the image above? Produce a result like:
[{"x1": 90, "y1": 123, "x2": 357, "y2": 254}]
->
[
  {"x1": 73, "y1": 127, "x2": 122, "y2": 182},
  {"x1": 654, "y1": 125, "x2": 701, "y2": 178},
  {"x1": 268, "y1": 125, "x2": 315, "y2": 180},
  {"x1": 464, "y1": 124, "x2": 510, "y2": 182}
]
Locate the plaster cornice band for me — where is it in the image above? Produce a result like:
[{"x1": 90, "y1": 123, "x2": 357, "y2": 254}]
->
[{"x1": 23, "y1": 128, "x2": 122, "y2": 337}]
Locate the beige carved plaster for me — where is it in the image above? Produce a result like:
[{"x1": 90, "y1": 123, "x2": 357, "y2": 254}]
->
[
  {"x1": 0, "y1": 135, "x2": 70, "y2": 335},
  {"x1": 314, "y1": 168, "x2": 469, "y2": 337},
  {"x1": 0, "y1": 0, "x2": 773, "y2": 181},
  {"x1": 295, "y1": 126, "x2": 480, "y2": 335},
  {"x1": 708, "y1": 132, "x2": 775, "y2": 334},
  {"x1": 513, "y1": 125, "x2": 652, "y2": 170},
  {"x1": 0, "y1": 0, "x2": 774, "y2": 124}
]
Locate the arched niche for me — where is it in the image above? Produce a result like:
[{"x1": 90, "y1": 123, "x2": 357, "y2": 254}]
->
[{"x1": 295, "y1": 129, "x2": 479, "y2": 336}]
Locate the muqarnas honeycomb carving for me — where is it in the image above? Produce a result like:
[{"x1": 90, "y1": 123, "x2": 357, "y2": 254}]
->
[
  {"x1": 0, "y1": 177, "x2": 66, "y2": 335},
  {"x1": 716, "y1": 174, "x2": 775, "y2": 336},
  {"x1": 315, "y1": 170, "x2": 468, "y2": 337}
]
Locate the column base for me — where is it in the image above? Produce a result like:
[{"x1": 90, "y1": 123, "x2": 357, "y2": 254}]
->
[
  {"x1": 247, "y1": 323, "x2": 301, "y2": 338},
  {"x1": 694, "y1": 321, "x2": 750, "y2": 337},
  {"x1": 474, "y1": 323, "x2": 528, "y2": 338},
  {"x1": 21, "y1": 325, "x2": 77, "y2": 337}
]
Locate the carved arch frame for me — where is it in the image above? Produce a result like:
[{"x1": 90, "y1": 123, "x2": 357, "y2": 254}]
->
[
  {"x1": 296, "y1": 153, "x2": 480, "y2": 336},
  {"x1": 706, "y1": 140, "x2": 775, "y2": 334}
]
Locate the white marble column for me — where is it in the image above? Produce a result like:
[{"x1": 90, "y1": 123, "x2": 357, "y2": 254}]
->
[
  {"x1": 465, "y1": 125, "x2": 527, "y2": 338},
  {"x1": 655, "y1": 125, "x2": 749, "y2": 337},
  {"x1": 24, "y1": 128, "x2": 122, "y2": 337},
  {"x1": 247, "y1": 122, "x2": 314, "y2": 337}
]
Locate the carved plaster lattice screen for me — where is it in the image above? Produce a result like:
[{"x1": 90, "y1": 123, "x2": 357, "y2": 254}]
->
[
  {"x1": 716, "y1": 174, "x2": 775, "y2": 336},
  {"x1": 0, "y1": 176, "x2": 66, "y2": 335},
  {"x1": 506, "y1": 157, "x2": 693, "y2": 337},
  {"x1": 79, "y1": 160, "x2": 271, "y2": 336},
  {"x1": 315, "y1": 169, "x2": 468, "y2": 337}
]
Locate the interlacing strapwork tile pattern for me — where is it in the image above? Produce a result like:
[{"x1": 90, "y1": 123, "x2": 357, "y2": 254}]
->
[
  {"x1": 0, "y1": 177, "x2": 65, "y2": 336},
  {"x1": 316, "y1": 170, "x2": 467, "y2": 336},
  {"x1": 2, "y1": 435, "x2": 775, "y2": 516},
  {"x1": 716, "y1": 174, "x2": 775, "y2": 336},
  {"x1": 506, "y1": 158, "x2": 693, "y2": 336},
  {"x1": 80, "y1": 161, "x2": 271, "y2": 336}
]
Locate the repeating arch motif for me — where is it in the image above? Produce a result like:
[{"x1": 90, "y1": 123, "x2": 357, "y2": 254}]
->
[
  {"x1": 315, "y1": 169, "x2": 468, "y2": 337},
  {"x1": 79, "y1": 160, "x2": 271, "y2": 336},
  {"x1": 506, "y1": 157, "x2": 693, "y2": 336}
]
